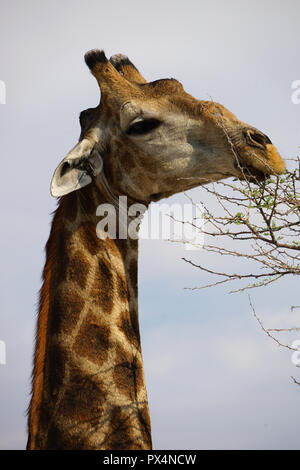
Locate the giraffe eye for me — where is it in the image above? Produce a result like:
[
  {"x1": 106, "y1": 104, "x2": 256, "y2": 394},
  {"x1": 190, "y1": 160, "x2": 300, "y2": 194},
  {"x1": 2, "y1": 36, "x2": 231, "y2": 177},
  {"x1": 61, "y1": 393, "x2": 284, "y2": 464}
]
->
[{"x1": 126, "y1": 118, "x2": 161, "y2": 136}]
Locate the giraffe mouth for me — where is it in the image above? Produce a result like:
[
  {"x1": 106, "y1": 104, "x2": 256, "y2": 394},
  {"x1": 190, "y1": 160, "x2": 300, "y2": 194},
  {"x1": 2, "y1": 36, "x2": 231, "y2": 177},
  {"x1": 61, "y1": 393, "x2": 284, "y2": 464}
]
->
[{"x1": 234, "y1": 162, "x2": 268, "y2": 183}]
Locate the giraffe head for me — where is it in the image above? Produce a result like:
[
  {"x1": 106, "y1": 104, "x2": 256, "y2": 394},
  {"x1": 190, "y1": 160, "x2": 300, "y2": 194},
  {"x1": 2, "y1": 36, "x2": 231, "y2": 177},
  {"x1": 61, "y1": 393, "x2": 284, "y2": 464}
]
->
[{"x1": 51, "y1": 49, "x2": 285, "y2": 204}]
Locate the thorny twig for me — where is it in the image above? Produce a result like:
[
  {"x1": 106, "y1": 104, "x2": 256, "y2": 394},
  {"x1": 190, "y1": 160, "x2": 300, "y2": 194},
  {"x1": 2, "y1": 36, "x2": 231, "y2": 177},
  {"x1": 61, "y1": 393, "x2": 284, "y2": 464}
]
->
[{"x1": 177, "y1": 106, "x2": 300, "y2": 385}]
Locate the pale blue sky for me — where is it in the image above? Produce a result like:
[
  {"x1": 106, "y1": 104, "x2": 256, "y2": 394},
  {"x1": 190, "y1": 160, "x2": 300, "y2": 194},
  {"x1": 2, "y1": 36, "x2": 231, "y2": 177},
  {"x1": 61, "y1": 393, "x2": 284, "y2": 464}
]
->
[{"x1": 0, "y1": 0, "x2": 300, "y2": 449}]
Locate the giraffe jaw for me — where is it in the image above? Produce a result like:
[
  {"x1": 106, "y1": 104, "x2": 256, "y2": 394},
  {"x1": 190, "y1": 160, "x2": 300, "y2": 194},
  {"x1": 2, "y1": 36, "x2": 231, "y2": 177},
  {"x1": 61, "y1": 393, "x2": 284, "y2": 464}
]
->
[{"x1": 234, "y1": 162, "x2": 269, "y2": 183}]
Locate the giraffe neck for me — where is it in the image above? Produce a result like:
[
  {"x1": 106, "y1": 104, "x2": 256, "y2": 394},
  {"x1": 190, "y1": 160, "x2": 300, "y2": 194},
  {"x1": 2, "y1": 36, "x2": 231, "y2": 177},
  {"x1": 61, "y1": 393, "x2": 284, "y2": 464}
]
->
[{"x1": 27, "y1": 185, "x2": 152, "y2": 450}]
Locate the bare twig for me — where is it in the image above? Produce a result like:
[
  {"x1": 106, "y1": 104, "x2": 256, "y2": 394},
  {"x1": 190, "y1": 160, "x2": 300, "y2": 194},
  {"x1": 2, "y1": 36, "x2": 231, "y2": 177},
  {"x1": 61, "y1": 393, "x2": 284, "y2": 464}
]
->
[
  {"x1": 249, "y1": 296, "x2": 298, "y2": 351},
  {"x1": 177, "y1": 108, "x2": 300, "y2": 386}
]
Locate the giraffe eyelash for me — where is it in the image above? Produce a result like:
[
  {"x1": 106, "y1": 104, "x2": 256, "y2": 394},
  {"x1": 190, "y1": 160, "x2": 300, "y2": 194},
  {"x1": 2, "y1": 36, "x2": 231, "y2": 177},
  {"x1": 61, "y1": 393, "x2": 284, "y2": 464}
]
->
[{"x1": 126, "y1": 118, "x2": 162, "y2": 136}]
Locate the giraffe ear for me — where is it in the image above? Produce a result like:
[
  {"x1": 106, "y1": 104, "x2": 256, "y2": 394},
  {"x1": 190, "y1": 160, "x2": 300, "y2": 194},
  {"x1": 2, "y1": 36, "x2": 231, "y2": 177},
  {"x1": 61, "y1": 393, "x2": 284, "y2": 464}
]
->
[{"x1": 50, "y1": 141, "x2": 103, "y2": 198}]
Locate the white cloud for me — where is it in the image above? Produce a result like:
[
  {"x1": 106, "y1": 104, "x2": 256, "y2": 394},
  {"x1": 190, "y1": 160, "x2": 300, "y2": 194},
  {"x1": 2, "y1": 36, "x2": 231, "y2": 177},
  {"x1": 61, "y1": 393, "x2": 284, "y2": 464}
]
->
[{"x1": 142, "y1": 312, "x2": 300, "y2": 449}]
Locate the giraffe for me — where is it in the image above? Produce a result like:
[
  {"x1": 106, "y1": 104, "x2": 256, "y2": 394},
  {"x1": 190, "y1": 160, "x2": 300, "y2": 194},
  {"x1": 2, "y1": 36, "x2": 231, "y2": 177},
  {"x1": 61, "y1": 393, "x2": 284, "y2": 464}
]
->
[{"x1": 27, "y1": 49, "x2": 285, "y2": 450}]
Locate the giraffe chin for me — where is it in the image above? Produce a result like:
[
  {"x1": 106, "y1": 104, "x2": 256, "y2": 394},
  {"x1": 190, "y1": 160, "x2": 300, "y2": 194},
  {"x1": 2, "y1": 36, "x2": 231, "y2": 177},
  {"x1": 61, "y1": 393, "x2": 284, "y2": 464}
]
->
[{"x1": 234, "y1": 163, "x2": 271, "y2": 183}]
